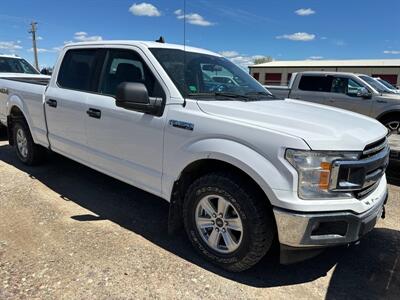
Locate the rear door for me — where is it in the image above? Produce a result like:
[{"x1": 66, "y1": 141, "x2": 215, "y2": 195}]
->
[
  {"x1": 325, "y1": 76, "x2": 373, "y2": 116},
  {"x1": 44, "y1": 49, "x2": 104, "y2": 164},
  {"x1": 289, "y1": 75, "x2": 331, "y2": 104},
  {"x1": 84, "y1": 47, "x2": 167, "y2": 196}
]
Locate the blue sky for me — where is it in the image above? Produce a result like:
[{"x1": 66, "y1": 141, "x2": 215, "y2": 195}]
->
[{"x1": 1, "y1": 0, "x2": 399, "y2": 68}]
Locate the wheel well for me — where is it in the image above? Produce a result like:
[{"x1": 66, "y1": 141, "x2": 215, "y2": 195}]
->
[
  {"x1": 377, "y1": 111, "x2": 400, "y2": 123},
  {"x1": 7, "y1": 106, "x2": 26, "y2": 145},
  {"x1": 168, "y1": 159, "x2": 271, "y2": 234}
]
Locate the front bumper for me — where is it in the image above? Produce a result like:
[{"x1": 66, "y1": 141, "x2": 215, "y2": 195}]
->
[{"x1": 273, "y1": 188, "x2": 388, "y2": 249}]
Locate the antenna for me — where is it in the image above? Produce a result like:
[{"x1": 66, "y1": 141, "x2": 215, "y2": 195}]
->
[
  {"x1": 183, "y1": 0, "x2": 187, "y2": 107},
  {"x1": 156, "y1": 36, "x2": 165, "y2": 43}
]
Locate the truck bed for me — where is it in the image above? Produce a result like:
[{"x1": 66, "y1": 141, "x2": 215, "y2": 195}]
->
[{"x1": 3, "y1": 77, "x2": 50, "y2": 86}]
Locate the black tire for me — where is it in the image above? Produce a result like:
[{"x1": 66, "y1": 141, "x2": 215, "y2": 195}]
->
[
  {"x1": 380, "y1": 115, "x2": 400, "y2": 135},
  {"x1": 183, "y1": 172, "x2": 276, "y2": 272},
  {"x1": 12, "y1": 119, "x2": 45, "y2": 165}
]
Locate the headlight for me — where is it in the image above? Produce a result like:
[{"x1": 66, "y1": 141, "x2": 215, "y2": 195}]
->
[{"x1": 285, "y1": 149, "x2": 360, "y2": 200}]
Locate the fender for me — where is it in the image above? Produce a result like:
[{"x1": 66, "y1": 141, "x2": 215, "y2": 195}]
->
[
  {"x1": 375, "y1": 107, "x2": 400, "y2": 120},
  {"x1": 163, "y1": 138, "x2": 295, "y2": 206},
  {"x1": 6, "y1": 94, "x2": 38, "y2": 143}
]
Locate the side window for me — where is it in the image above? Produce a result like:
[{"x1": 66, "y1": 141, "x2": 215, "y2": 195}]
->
[
  {"x1": 330, "y1": 77, "x2": 364, "y2": 96},
  {"x1": 330, "y1": 77, "x2": 348, "y2": 94},
  {"x1": 57, "y1": 49, "x2": 98, "y2": 92},
  {"x1": 99, "y1": 49, "x2": 163, "y2": 97},
  {"x1": 298, "y1": 75, "x2": 332, "y2": 92},
  {"x1": 347, "y1": 79, "x2": 364, "y2": 96}
]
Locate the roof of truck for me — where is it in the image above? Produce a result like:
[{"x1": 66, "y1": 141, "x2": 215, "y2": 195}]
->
[
  {"x1": 64, "y1": 40, "x2": 221, "y2": 57},
  {"x1": 250, "y1": 59, "x2": 400, "y2": 68}
]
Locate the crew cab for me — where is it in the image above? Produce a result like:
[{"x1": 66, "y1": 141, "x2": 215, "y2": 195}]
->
[
  {"x1": 267, "y1": 71, "x2": 400, "y2": 157},
  {"x1": 0, "y1": 41, "x2": 390, "y2": 271}
]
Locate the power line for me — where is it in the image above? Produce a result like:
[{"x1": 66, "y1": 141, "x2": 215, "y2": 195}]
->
[{"x1": 29, "y1": 21, "x2": 39, "y2": 70}]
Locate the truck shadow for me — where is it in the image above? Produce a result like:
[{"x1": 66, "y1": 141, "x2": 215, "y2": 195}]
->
[{"x1": 0, "y1": 143, "x2": 399, "y2": 298}]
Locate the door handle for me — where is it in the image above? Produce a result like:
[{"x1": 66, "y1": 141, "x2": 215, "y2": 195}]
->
[
  {"x1": 86, "y1": 108, "x2": 101, "y2": 119},
  {"x1": 377, "y1": 99, "x2": 387, "y2": 104},
  {"x1": 46, "y1": 99, "x2": 57, "y2": 108}
]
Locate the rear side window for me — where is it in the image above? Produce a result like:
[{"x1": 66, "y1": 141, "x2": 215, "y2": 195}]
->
[
  {"x1": 298, "y1": 75, "x2": 333, "y2": 92},
  {"x1": 57, "y1": 49, "x2": 99, "y2": 92}
]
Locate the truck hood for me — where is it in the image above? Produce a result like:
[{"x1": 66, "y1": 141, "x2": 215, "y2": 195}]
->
[
  {"x1": 197, "y1": 98, "x2": 387, "y2": 151},
  {"x1": 0, "y1": 73, "x2": 50, "y2": 79}
]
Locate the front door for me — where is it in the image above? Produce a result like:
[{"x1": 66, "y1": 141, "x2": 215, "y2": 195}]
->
[
  {"x1": 325, "y1": 76, "x2": 373, "y2": 116},
  {"x1": 85, "y1": 47, "x2": 167, "y2": 196}
]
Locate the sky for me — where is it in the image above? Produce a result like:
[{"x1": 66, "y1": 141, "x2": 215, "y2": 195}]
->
[{"x1": 0, "y1": 0, "x2": 399, "y2": 69}]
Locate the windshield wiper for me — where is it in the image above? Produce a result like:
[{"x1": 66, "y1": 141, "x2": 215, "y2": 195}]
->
[
  {"x1": 187, "y1": 92, "x2": 251, "y2": 101},
  {"x1": 245, "y1": 91, "x2": 277, "y2": 99}
]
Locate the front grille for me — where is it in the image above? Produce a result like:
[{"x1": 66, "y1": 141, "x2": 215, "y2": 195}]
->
[
  {"x1": 361, "y1": 138, "x2": 388, "y2": 159},
  {"x1": 330, "y1": 137, "x2": 389, "y2": 199}
]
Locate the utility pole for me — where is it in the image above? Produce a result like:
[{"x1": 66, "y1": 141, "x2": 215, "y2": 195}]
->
[{"x1": 29, "y1": 21, "x2": 39, "y2": 70}]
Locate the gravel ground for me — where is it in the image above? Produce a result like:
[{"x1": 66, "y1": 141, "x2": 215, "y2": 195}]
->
[{"x1": 0, "y1": 135, "x2": 399, "y2": 300}]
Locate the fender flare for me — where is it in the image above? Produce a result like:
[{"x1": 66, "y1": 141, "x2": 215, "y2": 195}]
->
[
  {"x1": 165, "y1": 138, "x2": 294, "y2": 205},
  {"x1": 376, "y1": 108, "x2": 400, "y2": 121}
]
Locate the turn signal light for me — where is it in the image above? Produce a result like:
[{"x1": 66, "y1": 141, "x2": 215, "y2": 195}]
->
[{"x1": 319, "y1": 162, "x2": 331, "y2": 190}]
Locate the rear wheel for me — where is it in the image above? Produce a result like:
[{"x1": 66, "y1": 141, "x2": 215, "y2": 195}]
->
[
  {"x1": 12, "y1": 120, "x2": 45, "y2": 165},
  {"x1": 183, "y1": 172, "x2": 276, "y2": 272},
  {"x1": 0, "y1": 123, "x2": 6, "y2": 137}
]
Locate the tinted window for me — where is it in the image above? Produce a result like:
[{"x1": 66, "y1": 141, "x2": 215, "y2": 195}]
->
[
  {"x1": 150, "y1": 48, "x2": 272, "y2": 99},
  {"x1": 298, "y1": 75, "x2": 333, "y2": 92},
  {"x1": 99, "y1": 49, "x2": 163, "y2": 98},
  {"x1": 0, "y1": 57, "x2": 38, "y2": 74},
  {"x1": 58, "y1": 49, "x2": 98, "y2": 92},
  {"x1": 330, "y1": 77, "x2": 365, "y2": 96}
]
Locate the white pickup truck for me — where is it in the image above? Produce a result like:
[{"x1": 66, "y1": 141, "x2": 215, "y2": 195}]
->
[{"x1": 0, "y1": 41, "x2": 390, "y2": 271}]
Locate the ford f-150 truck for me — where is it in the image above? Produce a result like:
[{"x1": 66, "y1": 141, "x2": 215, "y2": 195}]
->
[
  {"x1": 267, "y1": 71, "x2": 400, "y2": 157},
  {"x1": 0, "y1": 41, "x2": 390, "y2": 272}
]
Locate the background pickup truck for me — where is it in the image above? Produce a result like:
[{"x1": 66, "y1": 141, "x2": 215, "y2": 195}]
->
[
  {"x1": 267, "y1": 71, "x2": 400, "y2": 157},
  {"x1": 0, "y1": 41, "x2": 390, "y2": 272},
  {"x1": 0, "y1": 54, "x2": 50, "y2": 129}
]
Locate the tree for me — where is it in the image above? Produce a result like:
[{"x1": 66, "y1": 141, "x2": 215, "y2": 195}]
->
[{"x1": 253, "y1": 56, "x2": 273, "y2": 65}]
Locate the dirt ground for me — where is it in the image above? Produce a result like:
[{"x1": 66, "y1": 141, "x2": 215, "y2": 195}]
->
[{"x1": 0, "y1": 135, "x2": 399, "y2": 300}]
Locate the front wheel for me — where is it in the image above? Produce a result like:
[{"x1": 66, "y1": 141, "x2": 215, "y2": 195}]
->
[
  {"x1": 183, "y1": 172, "x2": 276, "y2": 272},
  {"x1": 381, "y1": 115, "x2": 400, "y2": 151}
]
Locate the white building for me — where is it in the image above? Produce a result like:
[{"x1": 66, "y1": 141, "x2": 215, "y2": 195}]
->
[{"x1": 249, "y1": 59, "x2": 400, "y2": 87}]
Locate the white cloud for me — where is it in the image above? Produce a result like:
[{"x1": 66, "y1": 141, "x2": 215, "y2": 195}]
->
[
  {"x1": 219, "y1": 50, "x2": 239, "y2": 58},
  {"x1": 29, "y1": 35, "x2": 43, "y2": 40},
  {"x1": 219, "y1": 50, "x2": 270, "y2": 68},
  {"x1": 295, "y1": 8, "x2": 315, "y2": 16},
  {"x1": 308, "y1": 56, "x2": 324, "y2": 60},
  {"x1": 384, "y1": 50, "x2": 400, "y2": 54},
  {"x1": 175, "y1": 9, "x2": 214, "y2": 26},
  {"x1": 0, "y1": 41, "x2": 23, "y2": 50},
  {"x1": 129, "y1": 2, "x2": 161, "y2": 17},
  {"x1": 74, "y1": 32, "x2": 103, "y2": 42},
  {"x1": 276, "y1": 32, "x2": 316, "y2": 41},
  {"x1": 28, "y1": 47, "x2": 51, "y2": 53}
]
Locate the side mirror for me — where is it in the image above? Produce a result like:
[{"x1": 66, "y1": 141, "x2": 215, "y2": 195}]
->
[
  {"x1": 357, "y1": 87, "x2": 372, "y2": 99},
  {"x1": 116, "y1": 82, "x2": 161, "y2": 115}
]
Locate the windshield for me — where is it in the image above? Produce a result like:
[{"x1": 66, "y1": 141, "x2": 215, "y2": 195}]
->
[
  {"x1": 150, "y1": 48, "x2": 273, "y2": 101},
  {"x1": 359, "y1": 75, "x2": 393, "y2": 94},
  {"x1": 0, "y1": 57, "x2": 38, "y2": 74},
  {"x1": 376, "y1": 78, "x2": 396, "y2": 90}
]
